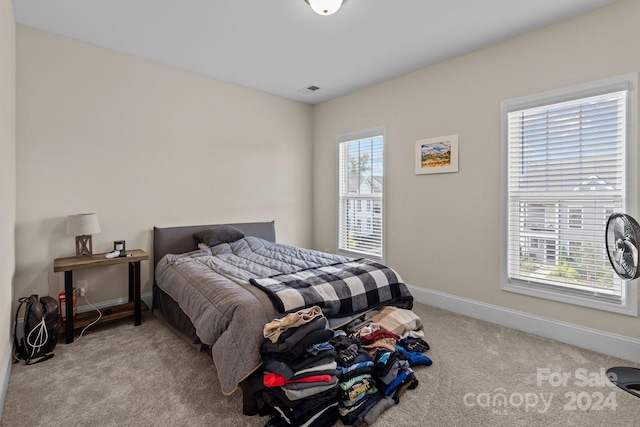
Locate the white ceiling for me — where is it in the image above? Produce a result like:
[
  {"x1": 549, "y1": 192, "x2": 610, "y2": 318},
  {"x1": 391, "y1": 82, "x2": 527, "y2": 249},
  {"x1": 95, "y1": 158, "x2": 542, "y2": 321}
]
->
[{"x1": 13, "y1": 0, "x2": 619, "y2": 104}]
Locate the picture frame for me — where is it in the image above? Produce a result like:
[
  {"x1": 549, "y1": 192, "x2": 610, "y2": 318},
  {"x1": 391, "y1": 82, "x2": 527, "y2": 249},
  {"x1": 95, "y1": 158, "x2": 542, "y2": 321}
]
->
[{"x1": 415, "y1": 134, "x2": 459, "y2": 175}]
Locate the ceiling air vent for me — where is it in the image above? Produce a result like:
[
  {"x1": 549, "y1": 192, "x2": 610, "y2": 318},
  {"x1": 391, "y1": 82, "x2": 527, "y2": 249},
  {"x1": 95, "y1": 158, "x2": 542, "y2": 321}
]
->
[{"x1": 298, "y1": 85, "x2": 321, "y2": 94}]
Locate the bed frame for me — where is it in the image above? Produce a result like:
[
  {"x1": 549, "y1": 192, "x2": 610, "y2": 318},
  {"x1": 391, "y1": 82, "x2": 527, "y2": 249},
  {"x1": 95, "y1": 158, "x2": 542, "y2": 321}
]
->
[{"x1": 152, "y1": 220, "x2": 276, "y2": 415}]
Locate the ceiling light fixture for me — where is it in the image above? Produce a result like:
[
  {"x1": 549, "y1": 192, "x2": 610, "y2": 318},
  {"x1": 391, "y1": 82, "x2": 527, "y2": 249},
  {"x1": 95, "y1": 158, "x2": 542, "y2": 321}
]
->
[{"x1": 304, "y1": 0, "x2": 346, "y2": 16}]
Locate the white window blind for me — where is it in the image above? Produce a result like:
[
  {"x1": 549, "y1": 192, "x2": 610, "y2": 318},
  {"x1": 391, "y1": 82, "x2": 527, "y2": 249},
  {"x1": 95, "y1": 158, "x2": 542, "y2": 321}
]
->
[
  {"x1": 506, "y1": 90, "x2": 627, "y2": 303},
  {"x1": 338, "y1": 130, "x2": 384, "y2": 259}
]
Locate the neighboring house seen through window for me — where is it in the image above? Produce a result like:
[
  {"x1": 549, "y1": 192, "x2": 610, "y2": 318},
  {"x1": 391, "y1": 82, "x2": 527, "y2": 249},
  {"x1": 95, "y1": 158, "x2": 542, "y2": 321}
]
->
[
  {"x1": 338, "y1": 128, "x2": 385, "y2": 260},
  {"x1": 502, "y1": 74, "x2": 638, "y2": 315}
]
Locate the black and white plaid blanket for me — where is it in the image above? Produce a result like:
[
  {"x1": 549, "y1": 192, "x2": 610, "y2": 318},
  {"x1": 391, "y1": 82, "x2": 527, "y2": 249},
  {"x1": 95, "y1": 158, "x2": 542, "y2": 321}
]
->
[{"x1": 249, "y1": 259, "x2": 413, "y2": 317}]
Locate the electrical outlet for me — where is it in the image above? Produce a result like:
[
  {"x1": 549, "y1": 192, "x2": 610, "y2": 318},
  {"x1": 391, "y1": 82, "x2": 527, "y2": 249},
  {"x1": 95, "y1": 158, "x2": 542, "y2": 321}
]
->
[{"x1": 77, "y1": 279, "x2": 88, "y2": 296}]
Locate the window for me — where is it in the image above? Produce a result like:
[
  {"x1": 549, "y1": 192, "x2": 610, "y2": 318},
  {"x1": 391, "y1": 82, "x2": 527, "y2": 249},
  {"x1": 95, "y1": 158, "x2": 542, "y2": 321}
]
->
[
  {"x1": 502, "y1": 74, "x2": 638, "y2": 315},
  {"x1": 567, "y1": 207, "x2": 584, "y2": 229},
  {"x1": 338, "y1": 128, "x2": 385, "y2": 259}
]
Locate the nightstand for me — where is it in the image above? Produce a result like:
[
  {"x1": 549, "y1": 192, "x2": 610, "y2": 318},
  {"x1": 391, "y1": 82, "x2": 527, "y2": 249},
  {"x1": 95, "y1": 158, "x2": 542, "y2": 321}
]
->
[{"x1": 53, "y1": 249, "x2": 150, "y2": 344}]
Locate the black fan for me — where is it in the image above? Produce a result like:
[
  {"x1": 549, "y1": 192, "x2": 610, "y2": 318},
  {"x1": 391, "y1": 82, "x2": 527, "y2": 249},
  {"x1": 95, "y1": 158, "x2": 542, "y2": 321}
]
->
[
  {"x1": 605, "y1": 213, "x2": 640, "y2": 398},
  {"x1": 606, "y1": 213, "x2": 640, "y2": 281}
]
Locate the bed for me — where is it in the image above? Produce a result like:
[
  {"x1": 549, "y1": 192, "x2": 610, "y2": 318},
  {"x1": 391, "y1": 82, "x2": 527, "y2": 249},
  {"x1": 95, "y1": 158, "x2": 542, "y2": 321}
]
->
[{"x1": 152, "y1": 221, "x2": 413, "y2": 415}]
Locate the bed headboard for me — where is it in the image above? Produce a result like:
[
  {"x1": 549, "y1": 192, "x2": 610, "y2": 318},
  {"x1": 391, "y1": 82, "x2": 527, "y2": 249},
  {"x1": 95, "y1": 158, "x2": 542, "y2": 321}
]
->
[{"x1": 153, "y1": 221, "x2": 276, "y2": 269}]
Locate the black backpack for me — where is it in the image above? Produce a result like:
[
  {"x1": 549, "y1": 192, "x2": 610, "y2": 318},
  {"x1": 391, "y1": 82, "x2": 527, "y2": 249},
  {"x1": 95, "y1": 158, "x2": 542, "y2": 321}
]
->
[{"x1": 13, "y1": 295, "x2": 60, "y2": 365}]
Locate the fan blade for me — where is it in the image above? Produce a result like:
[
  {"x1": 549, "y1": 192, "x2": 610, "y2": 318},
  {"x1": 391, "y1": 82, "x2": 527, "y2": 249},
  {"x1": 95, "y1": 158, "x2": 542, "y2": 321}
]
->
[
  {"x1": 613, "y1": 217, "x2": 627, "y2": 242},
  {"x1": 614, "y1": 245, "x2": 623, "y2": 266},
  {"x1": 618, "y1": 241, "x2": 639, "y2": 279}
]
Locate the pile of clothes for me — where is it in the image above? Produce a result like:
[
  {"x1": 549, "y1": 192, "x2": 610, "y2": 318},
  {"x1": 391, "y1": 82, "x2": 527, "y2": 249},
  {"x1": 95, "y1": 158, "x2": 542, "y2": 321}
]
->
[
  {"x1": 258, "y1": 306, "x2": 341, "y2": 427},
  {"x1": 256, "y1": 306, "x2": 432, "y2": 427},
  {"x1": 332, "y1": 306, "x2": 432, "y2": 426}
]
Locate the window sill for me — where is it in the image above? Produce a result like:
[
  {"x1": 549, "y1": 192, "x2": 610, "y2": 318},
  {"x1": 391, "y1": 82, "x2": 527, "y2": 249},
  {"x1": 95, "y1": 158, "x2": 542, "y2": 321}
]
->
[
  {"x1": 338, "y1": 249, "x2": 383, "y2": 263},
  {"x1": 501, "y1": 278, "x2": 637, "y2": 316}
]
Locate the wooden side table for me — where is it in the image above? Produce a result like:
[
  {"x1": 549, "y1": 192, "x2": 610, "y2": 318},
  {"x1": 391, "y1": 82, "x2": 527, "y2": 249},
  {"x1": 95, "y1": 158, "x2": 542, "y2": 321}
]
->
[{"x1": 53, "y1": 249, "x2": 150, "y2": 344}]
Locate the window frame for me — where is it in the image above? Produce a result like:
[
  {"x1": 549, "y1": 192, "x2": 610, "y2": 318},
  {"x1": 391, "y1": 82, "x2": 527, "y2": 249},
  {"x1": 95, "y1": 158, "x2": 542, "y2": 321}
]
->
[
  {"x1": 336, "y1": 127, "x2": 386, "y2": 262},
  {"x1": 500, "y1": 74, "x2": 638, "y2": 315}
]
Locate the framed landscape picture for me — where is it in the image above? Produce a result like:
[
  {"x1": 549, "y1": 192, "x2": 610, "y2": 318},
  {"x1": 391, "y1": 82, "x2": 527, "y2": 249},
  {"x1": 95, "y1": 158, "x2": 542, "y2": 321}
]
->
[{"x1": 415, "y1": 134, "x2": 459, "y2": 175}]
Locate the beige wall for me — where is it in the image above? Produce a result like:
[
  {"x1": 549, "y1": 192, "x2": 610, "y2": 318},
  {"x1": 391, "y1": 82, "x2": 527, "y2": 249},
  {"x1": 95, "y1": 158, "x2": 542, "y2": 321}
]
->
[
  {"x1": 15, "y1": 26, "x2": 313, "y2": 307},
  {"x1": 313, "y1": 0, "x2": 640, "y2": 339},
  {"x1": 0, "y1": 0, "x2": 16, "y2": 412},
  {"x1": 11, "y1": 0, "x2": 639, "y2": 349},
  {"x1": 0, "y1": 0, "x2": 16, "y2": 416}
]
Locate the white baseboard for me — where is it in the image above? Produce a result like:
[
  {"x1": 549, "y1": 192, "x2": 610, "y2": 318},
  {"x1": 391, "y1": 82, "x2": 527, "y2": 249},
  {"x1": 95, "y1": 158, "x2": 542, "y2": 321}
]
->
[
  {"x1": 76, "y1": 292, "x2": 153, "y2": 314},
  {"x1": 0, "y1": 340, "x2": 13, "y2": 423},
  {"x1": 141, "y1": 293, "x2": 153, "y2": 312},
  {"x1": 408, "y1": 285, "x2": 640, "y2": 364}
]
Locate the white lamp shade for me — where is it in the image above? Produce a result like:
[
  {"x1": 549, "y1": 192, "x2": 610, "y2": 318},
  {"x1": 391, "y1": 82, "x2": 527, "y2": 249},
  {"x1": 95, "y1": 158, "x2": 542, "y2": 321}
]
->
[
  {"x1": 66, "y1": 213, "x2": 101, "y2": 236},
  {"x1": 306, "y1": 0, "x2": 344, "y2": 15}
]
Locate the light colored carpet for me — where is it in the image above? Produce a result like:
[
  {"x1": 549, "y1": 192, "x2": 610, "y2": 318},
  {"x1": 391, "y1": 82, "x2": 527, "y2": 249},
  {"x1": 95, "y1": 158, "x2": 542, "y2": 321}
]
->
[{"x1": 2, "y1": 302, "x2": 640, "y2": 426}]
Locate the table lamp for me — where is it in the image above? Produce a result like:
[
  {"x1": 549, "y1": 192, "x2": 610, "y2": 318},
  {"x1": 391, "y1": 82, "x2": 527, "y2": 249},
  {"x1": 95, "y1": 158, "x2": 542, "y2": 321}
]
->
[{"x1": 66, "y1": 213, "x2": 101, "y2": 256}]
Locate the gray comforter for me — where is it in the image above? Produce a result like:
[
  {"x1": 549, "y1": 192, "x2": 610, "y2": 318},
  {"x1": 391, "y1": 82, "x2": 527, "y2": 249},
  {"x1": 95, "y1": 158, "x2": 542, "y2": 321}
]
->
[{"x1": 154, "y1": 236, "x2": 352, "y2": 395}]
